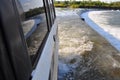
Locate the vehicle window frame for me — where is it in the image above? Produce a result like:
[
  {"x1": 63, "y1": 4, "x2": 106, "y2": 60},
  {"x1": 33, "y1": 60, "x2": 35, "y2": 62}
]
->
[
  {"x1": 0, "y1": 0, "x2": 32, "y2": 80},
  {"x1": 0, "y1": 0, "x2": 57, "y2": 79},
  {"x1": 15, "y1": 0, "x2": 57, "y2": 67}
]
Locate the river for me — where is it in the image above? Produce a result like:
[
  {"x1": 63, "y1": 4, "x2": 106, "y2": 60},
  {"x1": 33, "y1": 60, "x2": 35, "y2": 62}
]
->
[{"x1": 56, "y1": 8, "x2": 120, "y2": 80}]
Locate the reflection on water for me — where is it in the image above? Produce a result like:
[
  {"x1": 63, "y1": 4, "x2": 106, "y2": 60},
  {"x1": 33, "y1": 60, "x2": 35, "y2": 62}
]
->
[{"x1": 57, "y1": 9, "x2": 120, "y2": 80}]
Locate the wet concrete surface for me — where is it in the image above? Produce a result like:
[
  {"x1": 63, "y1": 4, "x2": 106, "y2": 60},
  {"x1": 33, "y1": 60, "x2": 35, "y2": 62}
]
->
[{"x1": 57, "y1": 9, "x2": 120, "y2": 80}]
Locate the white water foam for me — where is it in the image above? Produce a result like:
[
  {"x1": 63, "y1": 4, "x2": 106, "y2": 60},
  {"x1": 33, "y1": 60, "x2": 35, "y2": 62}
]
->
[
  {"x1": 56, "y1": 8, "x2": 79, "y2": 17},
  {"x1": 57, "y1": 9, "x2": 94, "y2": 79},
  {"x1": 81, "y1": 11, "x2": 120, "y2": 51}
]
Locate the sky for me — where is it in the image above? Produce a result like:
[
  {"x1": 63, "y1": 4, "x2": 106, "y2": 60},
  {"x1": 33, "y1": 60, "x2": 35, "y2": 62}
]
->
[
  {"x1": 19, "y1": 0, "x2": 43, "y2": 11},
  {"x1": 55, "y1": 0, "x2": 120, "y2": 3}
]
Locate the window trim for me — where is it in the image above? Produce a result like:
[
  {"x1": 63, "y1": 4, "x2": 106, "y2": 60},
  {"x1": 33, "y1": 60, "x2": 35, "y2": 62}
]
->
[
  {"x1": 0, "y1": 0, "x2": 32, "y2": 80},
  {"x1": 51, "y1": 0, "x2": 56, "y2": 19},
  {"x1": 44, "y1": 0, "x2": 52, "y2": 31},
  {"x1": 28, "y1": 0, "x2": 51, "y2": 66},
  {"x1": 16, "y1": 0, "x2": 51, "y2": 66},
  {"x1": 31, "y1": 0, "x2": 56, "y2": 68}
]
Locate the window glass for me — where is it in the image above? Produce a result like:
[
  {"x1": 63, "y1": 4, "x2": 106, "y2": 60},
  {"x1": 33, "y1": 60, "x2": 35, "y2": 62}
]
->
[
  {"x1": 49, "y1": 0, "x2": 55, "y2": 21},
  {"x1": 44, "y1": 0, "x2": 51, "y2": 30},
  {"x1": 47, "y1": 0, "x2": 54, "y2": 25},
  {"x1": 18, "y1": 0, "x2": 48, "y2": 58},
  {"x1": 51, "y1": 0, "x2": 56, "y2": 19}
]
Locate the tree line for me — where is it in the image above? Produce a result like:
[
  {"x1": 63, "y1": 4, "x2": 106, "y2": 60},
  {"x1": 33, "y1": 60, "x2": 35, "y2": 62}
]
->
[{"x1": 54, "y1": 1, "x2": 120, "y2": 9}]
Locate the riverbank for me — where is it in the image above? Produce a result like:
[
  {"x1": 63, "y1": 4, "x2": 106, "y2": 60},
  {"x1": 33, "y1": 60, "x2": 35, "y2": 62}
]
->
[
  {"x1": 54, "y1": 1, "x2": 120, "y2": 10},
  {"x1": 56, "y1": 9, "x2": 120, "y2": 80}
]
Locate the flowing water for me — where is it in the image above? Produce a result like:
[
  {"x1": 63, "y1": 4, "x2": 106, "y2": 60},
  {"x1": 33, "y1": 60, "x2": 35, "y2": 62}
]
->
[
  {"x1": 88, "y1": 11, "x2": 120, "y2": 50},
  {"x1": 57, "y1": 9, "x2": 120, "y2": 80}
]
